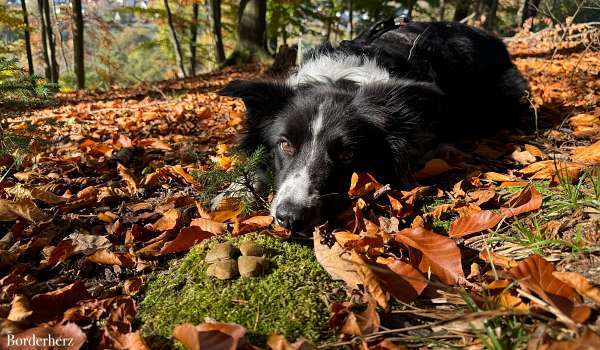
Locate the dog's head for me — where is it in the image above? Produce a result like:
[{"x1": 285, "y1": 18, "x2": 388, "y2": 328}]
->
[{"x1": 219, "y1": 78, "x2": 442, "y2": 235}]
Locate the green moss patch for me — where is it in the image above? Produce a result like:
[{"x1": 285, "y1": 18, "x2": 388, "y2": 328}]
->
[{"x1": 137, "y1": 232, "x2": 342, "y2": 347}]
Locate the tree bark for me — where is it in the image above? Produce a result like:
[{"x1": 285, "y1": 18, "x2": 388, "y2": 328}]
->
[
  {"x1": 21, "y1": 0, "x2": 34, "y2": 75},
  {"x1": 52, "y1": 0, "x2": 70, "y2": 73},
  {"x1": 163, "y1": 0, "x2": 186, "y2": 78},
  {"x1": 190, "y1": 3, "x2": 199, "y2": 76},
  {"x1": 42, "y1": 0, "x2": 59, "y2": 82},
  {"x1": 439, "y1": 0, "x2": 446, "y2": 21},
  {"x1": 348, "y1": 0, "x2": 353, "y2": 38},
  {"x1": 453, "y1": 0, "x2": 471, "y2": 21},
  {"x1": 483, "y1": 0, "x2": 499, "y2": 30},
  {"x1": 37, "y1": 0, "x2": 51, "y2": 80},
  {"x1": 406, "y1": 0, "x2": 416, "y2": 19},
  {"x1": 518, "y1": 0, "x2": 541, "y2": 27},
  {"x1": 72, "y1": 0, "x2": 84, "y2": 89},
  {"x1": 229, "y1": 0, "x2": 267, "y2": 63},
  {"x1": 206, "y1": 0, "x2": 225, "y2": 65}
]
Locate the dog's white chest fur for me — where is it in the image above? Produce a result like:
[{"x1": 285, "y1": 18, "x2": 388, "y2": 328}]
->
[{"x1": 287, "y1": 54, "x2": 390, "y2": 86}]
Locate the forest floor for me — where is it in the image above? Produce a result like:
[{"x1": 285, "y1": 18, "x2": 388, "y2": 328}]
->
[{"x1": 0, "y1": 42, "x2": 599, "y2": 349}]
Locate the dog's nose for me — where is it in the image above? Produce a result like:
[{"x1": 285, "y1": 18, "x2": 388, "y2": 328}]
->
[{"x1": 275, "y1": 201, "x2": 312, "y2": 232}]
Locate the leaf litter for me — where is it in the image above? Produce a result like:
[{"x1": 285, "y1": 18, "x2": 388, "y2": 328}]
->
[{"x1": 0, "y1": 42, "x2": 599, "y2": 349}]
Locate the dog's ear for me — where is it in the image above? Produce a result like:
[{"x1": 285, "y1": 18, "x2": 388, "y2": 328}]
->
[
  {"x1": 353, "y1": 80, "x2": 444, "y2": 124},
  {"x1": 219, "y1": 80, "x2": 295, "y2": 151}
]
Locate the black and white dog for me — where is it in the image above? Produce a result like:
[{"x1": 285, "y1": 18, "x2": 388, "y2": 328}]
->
[{"x1": 219, "y1": 20, "x2": 531, "y2": 235}]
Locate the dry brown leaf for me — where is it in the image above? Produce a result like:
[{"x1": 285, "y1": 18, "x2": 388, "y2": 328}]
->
[
  {"x1": 540, "y1": 329, "x2": 600, "y2": 350},
  {"x1": 31, "y1": 280, "x2": 92, "y2": 323},
  {"x1": 394, "y1": 227, "x2": 465, "y2": 285},
  {"x1": 329, "y1": 294, "x2": 380, "y2": 337},
  {"x1": 553, "y1": 271, "x2": 600, "y2": 304},
  {"x1": 414, "y1": 158, "x2": 452, "y2": 179},
  {"x1": 353, "y1": 252, "x2": 389, "y2": 308},
  {"x1": 511, "y1": 149, "x2": 537, "y2": 165},
  {"x1": 0, "y1": 323, "x2": 87, "y2": 349},
  {"x1": 190, "y1": 217, "x2": 228, "y2": 235},
  {"x1": 7, "y1": 294, "x2": 32, "y2": 322},
  {"x1": 172, "y1": 322, "x2": 249, "y2": 350},
  {"x1": 267, "y1": 335, "x2": 314, "y2": 350},
  {"x1": 87, "y1": 249, "x2": 136, "y2": 267},
  {"x1": 348, "y1": 172, "x2": 383, "y2": 199},
  {"x1": 0, "y1": 199, "x2": 49, "y2": 224},
  {"x1": 571, "y1": 140, "x2": 600, "y2": 165},
  {"x1": 117, "y1": 163, "x2": 139, "y2": 194},
  {"x1": 313, "y1": 228, "x2": 361, "y2": 289},
  {"x1": 511, "y1": 255, "x2": 591, "y2": 323},
  {"x1": 479, "y1": 250, "x2": 518, "y2": 269},
  {"x1": 153, "y1": 208, "x2": 181, "y2": 231},
  {"x1": 370, "y1": 258, "x2": 428, "y2": 303},
  {"x1": 482, "y1": 172, "x2": 518, "y2": 182},
  {"x1": 160, "y1": 226, "x2": 213, "y2": 255},
  {"x1": 233, "y1": 215, "x2": 273, "y2": 235}
]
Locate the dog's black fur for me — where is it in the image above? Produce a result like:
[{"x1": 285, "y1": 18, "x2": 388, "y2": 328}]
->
[{"x1": 219, "y1": 21, "x2": 531, "y2": 235}]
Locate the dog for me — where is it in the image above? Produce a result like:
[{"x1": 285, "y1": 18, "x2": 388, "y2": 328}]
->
[{"x1": 218, "y1": 20, "x2": 531, "y2": 235}]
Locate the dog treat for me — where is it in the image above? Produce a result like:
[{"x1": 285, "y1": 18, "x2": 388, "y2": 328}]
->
[
  {"x1": 205, "y1": 242, "x2": 237, "y2": 263},
  {"x1": 238, "y1": 256, "x2": 268, "y2": 277},
  {"x1": 239, "y1": 241, "x2": 265, "y2": 257},
  {"x1": 207, "y1": 259, "x2": 239, "y2": 280}
]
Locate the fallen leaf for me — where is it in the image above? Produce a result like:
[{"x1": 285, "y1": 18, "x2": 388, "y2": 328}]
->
[
  {"x1": 233, "y1": 215, "x2": 273, "y2": 235},
  {"x1": 0, "y1": 323, "x2": 86, "y2": 349},
  {"x1": 553, "y1": 271, "x2": 600, "y2": 304},
  {"x1": 511, "y1": 255, "x2": 591, "y2": 323},
  {"x1": 394, "y1": 227, "x2": 465, "y2": 285},
  {"x1": 0, "y1": 199, "x2": 49, "y2": 223},
  {"x1": 172, "y1": 322, "x2": 249, "y2": 350},
  {"x1": 267, "y1": 335, "x2": 314, "y2": 350},
  {"x1": 153, "y1": 208, "x2": 181, "y2": 231},
  {"x1": 31, "y1": 280, "x2": 92, "y2": 323},
  {"x1": 540, "y1": 329, "x2": 600, "y2": 350},
  {"x1": 313, "y1": 228, "x2": 360, "y2": 289},
  {"x1": 117, "y1": 163, "x2": 139, "y2": 194},
  {"x1": 329, "y1": 294, "x2": 380, "y2": 337},
  {"x1": 370, "y1": 258, "x2": 428, "y2": 302},
  {"x1": 352, "y1": 252, "x2": 389, "y2": 308},
  {"x1": 7, "y1": 294, "x2": 32, "y2": 322},
  {"x1": 415, "y1": 158, "x2": 452, "y2": 179},
  {"x1": 571, "y1": 140, "x2": 600, "y2": 165},
  {"x1": 348, "y1": 172, "x2": 383, "y2": 199},
  {"x1": 160, "y1": 226, "x2": 213, "y2": 255},
  {"x1": 87, "y1": 249, "x2": 136, "y2": 267},
  {"x1": 511, "y1": 149, "x2": 537, "y2": 165}
]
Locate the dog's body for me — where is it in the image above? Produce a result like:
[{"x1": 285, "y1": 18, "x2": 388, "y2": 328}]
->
[{"x1": 219, "y1": 21, "x2": 530, "y2": 234}]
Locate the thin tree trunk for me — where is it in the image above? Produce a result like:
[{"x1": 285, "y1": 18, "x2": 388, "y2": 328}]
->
[
  {"x1": 37, "y1": 0, "x2": 51, "y2": 80},
  {"x1": 72, "y1": 0, "x2": 84, "y2": 89},
  {"x1": 439, "y1": 0, "x2": 446, "y2": 20},
  {"x1": 348, "y1": 0, "x2": 353, "y2": 38},
  {"x1": 407, "y1": 0, "x2": 416, "y2": 19},
  {"x1": 453, "y1": 0, "x2": 472, "y2": 21},
  {"x1": 52, "y1": 0, "x2": 70, "y2": 73},
  {"x1": 229, "y1": 0, "x2": 266, "y2": 63},
  {"x1": 190, "y1": 3, "x2": 199, "y2": 76},
  {"x1": 206, "y1": 0, "x2": 225, "y2": 65},
  {"x1": 42, "y1": 0, "x2": 59, "y2": 82},
  {"x1": 21, "y1": 0, "x2": 34, "y2": 75},
  {"x1": 483, "y1": 0, "x2": 499, "y2": 30},
  {"x1": 163, "y1": 0, "x2": 186, "y2": 78},
  {"x1": 518, "y1": 0, "x2": 541, "y2": 27}
]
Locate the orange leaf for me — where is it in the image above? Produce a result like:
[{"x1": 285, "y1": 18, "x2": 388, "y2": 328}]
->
[
  {"x1": 394, "y1": 227, "x2": 464, "y2": 285},
  {"x1": 233, "y1": 215, "x2": 273, "y2": 235},
  {"x1": 348, "y1": 172, "x2": 383, "y2": 199},
  {"x1": 87, "y1": 249, "x2": 136, "y2": 267},
  {"x1": 191, "y1": 217, "x2": 228, "y2": 235},
  {"x1": 510, "y1": 255, "x2": 591, "y2": 323},
  {"x1": 415, "y1": 158, "x2": 452, "y2": 179},
  {"x1": 571, "y1": 140, "x2": 600, "y2": 165},
  {"x1": 329, "y1": 294, "x2": 380, "y2": 337},
  {"x1": 449, "y1": 186, "x2": 542, "y2": 237},
  {"x1": 370, "y1": 259, "x2": 428, "y2": 302},
  {"x1": 160, "y1": 226, "x2": 213, "y2": 255},
  {"x1": 553, "y1": 271, "x2": 600, "y2": 304},
  {"x1": 267, "y1": 335, "x2": 314, "y2": 350},
  {"x1": 153, "y1": 208, "x2": 181, "y2": 231},
  {"x1": 31, "y1": 281, "x2": 92, "y2": 323},
  {"x1": 172, "y1": 322, "x2": 249, "y2": 350},
  {"x1": 117, "y1": 163, "x2": 139, "y2": 194}
]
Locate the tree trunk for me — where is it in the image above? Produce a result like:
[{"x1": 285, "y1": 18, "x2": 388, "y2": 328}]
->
[
  {"x1": 348, "y1": 0, "x2": 353, "y2": 38},
  {"x1": 21, "y1": 0, "x2": 34, "y2": 75},
  {"x1": 52, "y1": 0, "x2": 70, "y2": 73},
  {"x1": 72, "y1": 0, "x2": 84, "y2": 89},
  {"x1": 206, "y1": 0, "x2": 226, "y2": 65},
  {"x1": 518, "y1": 0, "x2": 541, "y2": 27},
  {"x1": 453, "y1": 0, "x2": 471, "y2": 21},
  {"x1": 190, "y1": 3, "x2": 199, "y2": 76},
  {"x1": 163, "y1": 0, "x2": 186, "y2": 78},
  {"x1": 37, "y1": 0, "x2": 51, "y2": 80},
  {"x1": 42, "y1": 0, "x2": 59, "y2": 82},
  {"x1": 407, "y1": 0, "x2": 416, "y2": 19},
  {"x1": 439, "y1": 0, "x2": 446, "y2": 21},
  {"x1": 229, "y1": 0, "x2": 267, "y2": 63},
  {"x1": 483, "y1": 0, "x2": 499, "y2": 30}
]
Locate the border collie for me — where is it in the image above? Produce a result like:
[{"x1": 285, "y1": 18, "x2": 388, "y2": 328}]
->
[{"x1": 219, "y1": 20, "x2": 531, "y2": 235}]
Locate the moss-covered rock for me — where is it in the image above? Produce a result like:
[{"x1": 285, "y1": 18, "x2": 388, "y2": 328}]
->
[{"x1": 137, "y1": 232, "x2": 342, "y2": 347}]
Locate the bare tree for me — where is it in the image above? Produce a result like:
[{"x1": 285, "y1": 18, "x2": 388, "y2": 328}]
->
[
  {"x1": 206, "y1": 0, "x2": 226, "y2": 65},
  {"x1": 229, "y1": 0, "x2": 267, "y2": 63},
  {"x1": 190, "y1": 2, "x2": 199, "y2": 76},
  {"x1": 483, "y1": 0, "x2": 499, "y2": 30},
  {"x1": 72, "y1": 0, "x2": 84, "y2": 89},
  {"x1": 37, "y1": 0, "x2": 51, "y2": 80},
  {"x1": 439, "y1": 0, "x2": 447, "y2": 20},
  {"x1": 21, "y1": 0, "x2": 34, "y2": 75},
  {"x1": 163, "y1": 0, "x2": 186, "y2": 78},
  {"x1": 41, "y1": 0, "x2": 59, "y2": 82},
  {"x1": 453, "y1": 0, "x2": 472, "y2": 21},
  {"x1": 518, "y1": 0, "x2": 542, "y2": 27}
]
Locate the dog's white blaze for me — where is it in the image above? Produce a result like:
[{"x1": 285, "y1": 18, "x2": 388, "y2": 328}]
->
[
  {"x1": 288, "y1": 54, "x2": 390, "y2": 86},
  {"x1": 272, "y1": 104, "x2": 326, "y2": 218}
]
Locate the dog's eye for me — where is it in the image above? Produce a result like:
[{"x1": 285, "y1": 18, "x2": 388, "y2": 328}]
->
[
  {"x1": 279, "y1": 141, "x2": 295, "y2": 156},
  {"x1": 338, "y1": 150, "x2": 354, "y2": 162}
]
